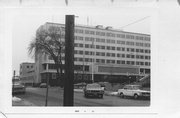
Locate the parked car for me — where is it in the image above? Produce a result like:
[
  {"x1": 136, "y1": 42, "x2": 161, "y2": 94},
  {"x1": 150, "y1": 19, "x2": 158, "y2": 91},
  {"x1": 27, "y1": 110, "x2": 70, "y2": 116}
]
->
[
  {"x1": 117, "y1": 85, "x2": 150, "y2": 99},
  {"x1": 84, "y1": 83, "x2": 104, "y2": 98},
  {"x1": 74, "y1": 82, "x2": 86, "y2": 89},
  {"x1": 39, "y1": 83, "x2": 48, "y2": 88},
  {"x1": 12, "y1": 77, "x2": 26, "y2": 94}
]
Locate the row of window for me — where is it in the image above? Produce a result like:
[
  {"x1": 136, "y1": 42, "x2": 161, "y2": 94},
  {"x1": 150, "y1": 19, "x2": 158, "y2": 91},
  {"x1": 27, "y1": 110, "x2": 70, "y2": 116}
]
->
[
  {"x1": 74, "y1": 29, "x2": 150, "y2": 41},
  {"x1": 74, "y1": 50, "x2": 150, "y2": 59},
  {"x1": 75, "y1": 43, "x2": 150, "y2": 53},
  {"x1": 43, "y1": 63, "x2": 90, "y2": 71},
  {"x1": 74, "y1": 57, "x2": 150, "y2": 66},
  {"x1": 126, "y1": 48, "x2": 150, "y2": 53},
  {"x1": 75, "y1": 37, "x2": 150, "y2": 47}
]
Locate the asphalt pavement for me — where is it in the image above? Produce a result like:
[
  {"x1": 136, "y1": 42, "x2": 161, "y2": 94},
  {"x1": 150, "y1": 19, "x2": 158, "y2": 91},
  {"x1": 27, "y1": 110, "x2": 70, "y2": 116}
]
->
[{"x1": 13, "y1": 87, "x2": 150, "y2": 106}]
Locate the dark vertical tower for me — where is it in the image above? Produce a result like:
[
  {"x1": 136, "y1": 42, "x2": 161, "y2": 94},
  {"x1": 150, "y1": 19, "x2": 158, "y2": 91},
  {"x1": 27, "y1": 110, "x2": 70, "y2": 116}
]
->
[{"x1": 63, "y1": 15, "x2": 75, "y2": 106}]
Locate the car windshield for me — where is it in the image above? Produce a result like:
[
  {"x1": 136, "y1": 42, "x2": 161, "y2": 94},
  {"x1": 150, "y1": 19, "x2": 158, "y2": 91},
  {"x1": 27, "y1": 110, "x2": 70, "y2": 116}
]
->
[
  {"x1": 132, "y1": 85, "x2": 141, "y2": 90},
  {"x1": 87, "y1": 84, "x2": 101, "y2": 88}
]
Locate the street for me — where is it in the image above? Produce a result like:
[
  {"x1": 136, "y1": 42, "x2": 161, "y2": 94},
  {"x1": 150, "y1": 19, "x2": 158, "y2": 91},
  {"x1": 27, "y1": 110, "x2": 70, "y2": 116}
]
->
[{"x1": 13, "y1": 87, "x2": 150, "y2": 106}]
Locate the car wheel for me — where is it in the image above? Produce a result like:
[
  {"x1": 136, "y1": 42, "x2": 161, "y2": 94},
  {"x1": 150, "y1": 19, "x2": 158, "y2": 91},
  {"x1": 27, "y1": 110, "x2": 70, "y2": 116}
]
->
[
  {"x1": 134, "y1": 94, "x2": 139, "y2": 99},
  {"x1": 120, "y1": 93, "x2": 124, "y2": 98}
]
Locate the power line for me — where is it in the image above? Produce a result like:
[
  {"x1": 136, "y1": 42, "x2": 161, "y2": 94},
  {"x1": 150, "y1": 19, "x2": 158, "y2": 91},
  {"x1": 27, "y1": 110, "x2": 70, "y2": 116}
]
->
[{"x1": 120, "y1": 16, "x2": 150, "y2": 29}]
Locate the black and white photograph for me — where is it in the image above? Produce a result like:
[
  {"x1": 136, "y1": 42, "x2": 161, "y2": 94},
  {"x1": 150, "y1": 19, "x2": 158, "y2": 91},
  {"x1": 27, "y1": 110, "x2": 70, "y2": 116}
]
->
[
  {"x1": 0, "y1": 0, "x2": 180, "y2": 118},
  {"x1": 11, "y1": 2, "x2": 151, "y2": 107}
]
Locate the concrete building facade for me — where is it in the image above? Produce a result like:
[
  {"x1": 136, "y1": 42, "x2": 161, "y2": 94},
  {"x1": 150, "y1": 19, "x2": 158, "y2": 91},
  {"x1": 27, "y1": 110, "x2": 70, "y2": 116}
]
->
[
  {"x1": 19, "y1": 62, "x2": 35, "y2": 86},
  {"x1": 34, "y1": 22, "x2": 150, "y2": 85}
]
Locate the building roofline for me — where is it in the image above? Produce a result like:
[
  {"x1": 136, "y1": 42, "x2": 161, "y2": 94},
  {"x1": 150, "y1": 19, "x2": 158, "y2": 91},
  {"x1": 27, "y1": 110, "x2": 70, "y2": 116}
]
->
[
  {"x1": 20, "y1": 62, "x2": 35, "y2": 65},
  {"x1": 45, "y1": 22, "x2": 150, "y2": 36}
]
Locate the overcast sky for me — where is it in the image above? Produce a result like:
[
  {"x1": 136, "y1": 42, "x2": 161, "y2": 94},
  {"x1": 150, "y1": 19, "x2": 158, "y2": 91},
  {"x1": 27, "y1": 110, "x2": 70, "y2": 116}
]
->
[{"x1": 10, "y1": 0, "x2": 178, "y2": 74}]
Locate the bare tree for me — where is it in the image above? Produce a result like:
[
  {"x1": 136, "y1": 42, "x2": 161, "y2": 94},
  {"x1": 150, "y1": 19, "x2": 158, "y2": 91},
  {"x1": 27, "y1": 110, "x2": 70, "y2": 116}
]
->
[{"x1": 28, "y1": 25, "x2": 65, "y2": 87}]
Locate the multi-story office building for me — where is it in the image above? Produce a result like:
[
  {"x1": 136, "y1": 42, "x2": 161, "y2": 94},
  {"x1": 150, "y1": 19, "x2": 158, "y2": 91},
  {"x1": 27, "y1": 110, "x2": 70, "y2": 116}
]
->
[
  {"x1": 19, "y1": 62, "x2": 35, "y2": 86},
  {"x1": 34, "y1": 22, "x2": 150, "y2": 85}
]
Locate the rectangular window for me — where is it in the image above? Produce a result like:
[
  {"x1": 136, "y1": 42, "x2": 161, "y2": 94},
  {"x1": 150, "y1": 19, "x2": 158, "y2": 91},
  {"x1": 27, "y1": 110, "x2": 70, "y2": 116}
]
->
[
  {"x1": 85, "y1": 44, "x2": 93, "y2": 48},
  {"x1": 101, "y1": 52, "x2": 105, "y2": 56},
  {"x1": 140, "y1": 55, "x2": 144, "y2": 59},
  {"x1": 96, "y1": 31, "x2": 105, "y2": 36},
  {"x1": 140, "y1": 49, "x2": 144, "y2": 53},
  {"x1": 96, "y1": 59, "x2": 106, "y2": 64},
  {"x1": 112, "y1": 53, "x2": 115, "y2": 57},
  {"x1": 117, "y1": 47, "x2": 125, "y2": 51},
  {"x1": 117, "y1": 34, "x2": 125, "y2": 38},
  {"x1": 75, "y1": 29, "x2": 84, "y2": 34},
  {"x1": 79, "y1": 44, "x2": 83, "y2": 47},
  {"x1": 144, "y1": 43, "x2": 150, "y2": 47},
  {"x1": 96, "y1": 59, "x2": 100, "y2": 63},
  {"x1": 106, "y1": 60, "x2": 111, "y2": 64},
  {"x1": 112, "y1": 40, "x2": 115, "y2": 43},
  {"x1": 112, "y1": 60, "x2": 115, "y2": 64},
  {"x1": 145, "y1": 56, "x2": 150, "y2": 60},
  {"x1": 85, "y1": 30, "x2": 95, "y2": 35},
  {"x1": 107, "y1": 46, "x2": 111, "y2": 50},
  {"x1": 106, "y1": 39, "x2": 115, "y2": 44},
  {"x1": 85, "y1": 51, "x2": 89, "y2": 55},
  {"x1": 101, "y1": 59, "x2": 105, "y2": 63},
  {"x1": 144, "y1": 37, "x2": 150, "y2": 41},
  {"x1": 131, "y1": 61, "x2": 135, "y2": 65},
  {"x1": 106, "y1": 32, "x2": 115, "y2": 37},
  {"x1": 136, "y1": 36, "x2": 144, "y2": 40},
  {"x1": 131, "y1": 55, "x2": 135, "y2": 58},
  {"x1": 112, "y1": 46, "x2": 115, "y2": 50},
  {"x1": 126, "y1": 41, "x2": 134, "y2": 45},
  {"x1": 107, "y1": 53, "x2": 111, "y2": 57},
  {"x1": 145, "y1": 62, "x2": 149, "y2": 66},
  {"x1": 136, "y1": 49, "x2": 140, "y2": 52},
  {"x1": 136, "y1": 42, "x2": 144, "y2": 47},
  {"x1": 136, "y1": 55, "x2": 139, "y2": 59},
  {"x1": 126, "y1": 34, "x2": 134, "y2": 39},
  {"x1": 117, "y1": 60, "x2": 125, "y2": 64},
  {"x1": 136, "y1": 61, "x2": 140, "y2": 65},
  {"x1": 85, "y1": 37, "x2": 94, "y2": 42},
  {"x1": 126, "y1": 54, "x2": 130, "y2": 58},
  {"x1": 96, "y1": 52, "x2": 100, "y2": 56},
  {"x1": 117, "y1": 40, "x2": 125, "y2": 44},
  {"x1": 101, "y1": 46, "x2": 105, "y2": 49},
  {"x1": 118, "y1": 54, "x2": 125, "y2": 58},
  {"x1": 101, "y1": 39, "x2": 106, "y2": 43},
  {"x1": 85, "y1": 66, "x2": 89, "y2": 71},
  {"x1": 79, "y1": 51, "x2": 83, "y2": 55},
  {"x1": 126, "y1": 61, "x2": 131, "y2": 65}
]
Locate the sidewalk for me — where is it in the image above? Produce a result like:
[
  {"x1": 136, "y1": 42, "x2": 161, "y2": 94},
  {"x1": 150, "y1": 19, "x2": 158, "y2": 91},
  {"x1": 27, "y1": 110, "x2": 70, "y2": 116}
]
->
[{"x1": 12, "y1": 96, "x2": 35, "y2": 106}]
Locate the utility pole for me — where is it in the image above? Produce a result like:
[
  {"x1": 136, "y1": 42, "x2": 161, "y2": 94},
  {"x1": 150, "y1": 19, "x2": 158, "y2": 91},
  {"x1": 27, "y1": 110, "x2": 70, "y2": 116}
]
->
[
  {"x1": 63, "y1": 15, "x2": 75, "y2": 106},
  {"x1": 45, "y1": 73, "x2": 49, "y2": 106}
]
